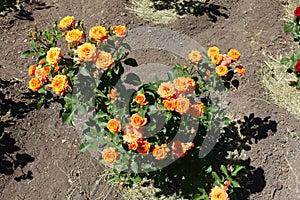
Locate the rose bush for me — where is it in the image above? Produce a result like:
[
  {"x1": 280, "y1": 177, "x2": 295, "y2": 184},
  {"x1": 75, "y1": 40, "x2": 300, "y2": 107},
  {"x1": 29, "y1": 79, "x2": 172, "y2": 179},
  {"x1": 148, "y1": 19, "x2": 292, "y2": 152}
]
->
[{"x1": 22, "y1": 16, "x2": 247, "y2": 199}]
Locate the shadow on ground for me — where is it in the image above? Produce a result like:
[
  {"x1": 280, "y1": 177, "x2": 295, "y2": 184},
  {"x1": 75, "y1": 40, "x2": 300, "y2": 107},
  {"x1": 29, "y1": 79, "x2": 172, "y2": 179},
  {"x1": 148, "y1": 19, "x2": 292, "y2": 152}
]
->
[
  {"x1": 141, "y1": 113, "x2": 277, "y2": 199},
  {"x1": 151, "y1": 0, "x2": 229, "y2": 22},
  {"x1": 0, "y1": 79, "x2": 35, "y2": 182}
]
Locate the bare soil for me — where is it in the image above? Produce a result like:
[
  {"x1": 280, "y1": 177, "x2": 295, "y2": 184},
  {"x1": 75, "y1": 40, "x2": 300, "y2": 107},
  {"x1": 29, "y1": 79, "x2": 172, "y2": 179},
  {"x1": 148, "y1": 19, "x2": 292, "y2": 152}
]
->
[{"x1": 0, "y1": 0, "x2": 299, "y2": 199}]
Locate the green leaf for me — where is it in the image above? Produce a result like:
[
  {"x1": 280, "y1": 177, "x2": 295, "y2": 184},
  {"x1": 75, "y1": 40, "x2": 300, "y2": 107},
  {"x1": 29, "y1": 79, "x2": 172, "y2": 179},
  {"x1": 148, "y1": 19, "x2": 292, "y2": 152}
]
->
[
  {"x1": 230, "y1": 179, "x2": 240, "y2": 188},
  {"x1": 61, "y1": 110, "x2": 74, "y2": 125},
  {"x1": 284, "y1": 22, "x2": 294, "y2": 32},
  {"x1": 220, "y1": 165, "x2": 229, "y2": 177},
  {"x1": 124, "y1": 58, "x2": 138, "y2": 67},
  {"x1": 130, "y1": 161, "x2": 139, "y2": 173},
  {"x1": 21, "y1": 50, "x2": 36, "y2": 58},
  {"x1": 232, "y1": 166, "x2": 244, "y2": 176},
  {"x1": 37, "y1": 96, "x2": 45, "y2": 110},
  {"x1": 79, "y1": 143, "x2": 90, "y2": 152},
  {"x1": 280, "y1": 57, "x2": 290, "y2": 65},
  {"x1": 133, "y1": 176, "x2": 142, "y2": 183},
  {"x1": 107, "y1": 175, "x2": 120, "y2": 183}
]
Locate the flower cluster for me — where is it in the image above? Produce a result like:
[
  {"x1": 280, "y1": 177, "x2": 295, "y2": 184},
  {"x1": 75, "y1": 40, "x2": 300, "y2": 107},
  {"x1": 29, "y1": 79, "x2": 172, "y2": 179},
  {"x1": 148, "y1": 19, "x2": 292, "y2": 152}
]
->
[{"x1": 207, "y1": 46, "x2": 244, "y2": 77}]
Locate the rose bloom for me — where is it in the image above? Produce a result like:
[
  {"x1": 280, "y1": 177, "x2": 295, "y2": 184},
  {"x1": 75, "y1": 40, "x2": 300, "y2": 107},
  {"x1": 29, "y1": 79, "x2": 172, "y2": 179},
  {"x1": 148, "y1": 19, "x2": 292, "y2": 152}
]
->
[
  {"x1": 101, "y1": 147, "x2": 120, "y2": 165},
  {"x1": 152, "y1": 144, "x2": 170, "y2": 160},
  {"x1": 175, "y1": 97, "x2": 190, "y2": 115},
  {"x1": 129, "y1": 141, "x2": 138, "y2": 150},
  {"x1": 113, "y1": 25, "x2": 126, "y2": 38},
  {"x1": 173, "y1": 77, "x2": 196, "y2": 94},
  {"x1": 220, "y1": 54, "x2": 232, "y2": 66},
  {"x1": 236, "y1": 65, "x2": 245, "y2": 76},
  {"x1": 108, "y1": 88, "x2": 117, "y2": 99},
  {"x1": 211, "y1": 53, "x2": 223, "y2": 65},
  {"x1": 209, "y1": 186, "x2": 229, "y2": 200},
  {"x1": 106, "y1": 119, "x2": 122, "y2": 133},
  {"x1": 94, "y1": 51, "x2": 114, "y2": 70},
  {"x1": 136, "y1": 138, "x2": 151, "y2": 156},
  {"x1": 35, "y1": 66, "x2": 51, "y2": 83},
  {"x1": 46, "y1": 47, "x2": 62, "y2": 66},
  {"x1": 227, "y1": 49, "x2": 240, "y2": 61},
  {"x1": 38, "y1": 59, "x2": 47, "y2": 66},
  {"x1": 294, "y1": 60, "x2": 300, "y2": 72},
  {"x1": 131, "y1": 113, "x2": 147, "y2": 127},
  {"x1": 28, "y1": 64, "x2": 36, "y2": 76},
  {"x1": 162, "y1": 99, "x2": 176, "y2": 111},
  {"x1": 294, "y1": 6, "x2": 300, "y2": 18},
  {"x1": 58, "y1": 16, "x2": 75, "y2": 30},
  {"x1": 65, "y1": 29, "x2": 84, "y2": 43},
  {"x1": 89, "y1": 26, "x2": 108, "y2": 43},
  {"x1": 135, "y1": 94, "x2": 149, "y2": 106},
  {"x1": 51, "y1": 75, "x2": 69, "y2": 95},
  {"x1": 207, "y1": 46, "x2": 220, "y2": 58},
  {"x1": 188, "y1": 103, "x2": 205, "y2": 118},
  {"x1": 123, "y1": 123, "x2": 143, "y2": 143},
  {"x1": 188, "y1": 49, "x2": 202, "y2": 63},
  {"x1": 77, "y1": 43, "x2": 96, "y2": 61},
  {"x1": 172, "y1": 141, "x2": 194, "y2": 158},
  {"x1": 29, "y1": 77, "x2": 43, "y2": 92},
  {"x1": 216, "y1": 65, "x2": 228, "y2": 77},
  {"x1": 157, "y1": 82, "x2": 175, "y2": 99}
]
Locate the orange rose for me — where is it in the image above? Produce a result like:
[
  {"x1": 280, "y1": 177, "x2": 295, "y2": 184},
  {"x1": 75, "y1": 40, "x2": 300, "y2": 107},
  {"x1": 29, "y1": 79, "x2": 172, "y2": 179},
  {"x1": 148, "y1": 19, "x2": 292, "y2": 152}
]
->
[
  {"x1": 227, "y1": 49, "x2": 240, "y2": 61},
  {"x1": 101, "y1": 147, "x2": 120, "y2": 165},
  {"x1": 29, "y1": 77, "x2": 43, "y2": 92},
  {"x1": 77, "y1": 43, "x2": 96, "y2": 61},
  {"x1": 35, "y1": 66, "x2": 51, "y2": 83},
  {"x1": 171, "y1": 141, "x2": 194, "y2": 158},
  {"x1": 209, "y1": 185, "x2": 229, "y2": 200},
  {"x1": 113, "y1": 25, "x2": 126, "y2": 38},
  {"x1": 135, "y1": 94, "x2": 148, "y2": 106},
  {"x1": 188, "y1": 103, "x2": 205, "y2": 118},
  {"x1": 89, "y1": 26, "x2": 108, "y2": 43},
  {"x1": 130, "y1": 113, "x2": 147, "y2": 127},
  {"x1": 152, "y1": 144, "x2": 170, "y2": 160},
  {"x1": 106, "y1": 119, "x2": 122, "y2": 133},
  {"x1": 38, "y1": 59, "x2": 47, "y2": 66},
  {"x1": 207, "y1": 46, "x2": 220, "y2": 57},
  {"x1": 162, "y1": 99, "x2": 176, "y2": 111},
  {"x1": 28, "y1": 64, "x2": 36, "y2": 76},
  {"x1": 211, "y1": 53, "x2": 223, "y2": 65},
  {"x1": 94, "y1": 51, "x2": 114, "y2": 70},
  {"x1": 216, "y1": 65, "x2": 228, "y2": 77},
  {"x1": 173, "y1": 77, "x2": 196, "y2": 94},
  {"x1": 123, "y1": 123, "x2": 143, "y2": 143},
  {"x1": 51, "y1": 75, "x2": 69, "y2": 95},
  {"x1": 136, "y1": 138, "x2": 151, "y2": 156},
  {"x1": 175, "y1": 97, "x2": 190, "y2": 115},
  {"x1": 46, "y1": 47, "x2": 62, "y2": 66},
  {"x1": 129, "y1": 141, "x2": 138, "y2": 150},
  {"x1": 235, "y1": 65, "x2": 245, "y2": 76},
  {"x1": 108, "y1": 88, "x2": 117, "y2": 99},
  {"x1": 65, "y1": 29, "x2": 84, "y2": 43},
  {"x1": 188, "y1": 49, "x2": 202, "y2": 63},
  {"x1": 58, "y1": 16, "x2": 75, "y2": 30},
  {"x1": 157, "y1": 82, "x2": 175, "y2": 99}
]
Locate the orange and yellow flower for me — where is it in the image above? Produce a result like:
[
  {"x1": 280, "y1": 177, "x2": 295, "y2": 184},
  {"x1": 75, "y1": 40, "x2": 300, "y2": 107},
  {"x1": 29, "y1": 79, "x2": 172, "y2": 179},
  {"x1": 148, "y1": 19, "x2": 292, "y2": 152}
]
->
[
  {"x1": 152, "y1": 144, "x2": 170, "y2": 160},
  {"x1": 207, "y1": 46, "x2": 220, "y2": 58},
  {"x1": 209, "y1": 181, "x2": 230, "y2": 200},
  {"x1": 108, "y1": 88, "x2": 117, "y2": 99},
  {"x1": 106, "y1": 119, "x2": 122, "y2": 133},
  {"x1": 113, "y1": 25, "x2": 126, "y2": 38},
  {"x1": 235, "y1": 65, "x2": 245, "y2": 76},
  {"x1": 130, "y1": 113, "x2": 147, "y2": 127},
  {"x1": 157, "y1": 82, "x2": 175, "y2": 99},
  {"x1": 51, "y1": 75, "x2": 69, "y2": 95},
  {"x1": 29, "y1": 77, "x2": 43, "y2": 92},
  {"x1": 34, "y1": 66, "x2": 51, "y2": 83},
  {"x1": 188, "y1": 49, "x2": 202, "y2": 63},
  {"x1": 173, "y1": 77, "x2": 196, "y2": 94},
  {"x1": 215, "y1": 65, "x2": 228, "y2": 77},
  {"x1": 171, "y1": 141, "x2": 194, "y2": 158},
  {"x1": 227, "y1": 49, "x2": 240, "y2": 61},
  {"x1": 162, "y1": 99, "x2": 176, "y2": 111},
  {"x1": 123, "y1": 123, "x2": 143, "y2": 144},
  {"x1": 101, "y1": 147, "x2": 120, "y2": 165},
  {"x1": 129, "y1": 140, "x2": 138, "y2": 150},
  {"x1": 136, "y1": 138, "x2": 151, "y2": 156},
  {"x1": 46, "y1": 47, "x2": 62, "y2": 66},
  {"x1": 188, "y1": 103, "x2": 205, "y2": 118},
  {"x1": 65, "y1": 29, "x2": 84, "y2": 43},
  {"x1": 77, "y1": 43, "x2": 96, "y2": 61},
  {"x1": 28, "y1": 64, "x2": 36, "y2": 76},
  {"x1": 211, "y1": 53, "x2": 223, "y2": 65},
  {"x1": 175, "y1": 97, "x2": 190, "y2": 115},
  {"x1": 89, "y1": 26, "x2": 108, "y2": 43},
  {"x1": 94, "y1": 51, "x2": 114, "y2": 70},
  {"x1": 135, "y1": 94, "x2": 148, "y2": 106},
  {"x1": 58, "y1": 16, "x2": 75, "y2": 30}
]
